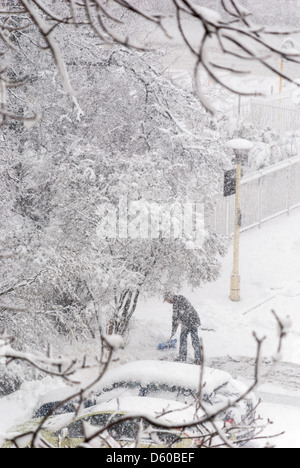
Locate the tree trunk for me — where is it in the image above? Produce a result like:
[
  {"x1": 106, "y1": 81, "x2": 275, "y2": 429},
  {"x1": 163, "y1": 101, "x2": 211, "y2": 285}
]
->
[{"x1": 111, "y1": 289, "x2": 140, "y2": 337}]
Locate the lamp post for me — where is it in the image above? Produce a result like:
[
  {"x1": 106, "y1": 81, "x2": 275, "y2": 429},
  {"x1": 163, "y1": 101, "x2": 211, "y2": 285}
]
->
[
  {"x1": 280, "y1": 39, "x2": 294, "y2": 94},
  {"x1": 279, "y1": 57, "x2": 283, "y2": 94},
  {"x1": 226, "y1": 139, "x2": 253, "y2": 302}
]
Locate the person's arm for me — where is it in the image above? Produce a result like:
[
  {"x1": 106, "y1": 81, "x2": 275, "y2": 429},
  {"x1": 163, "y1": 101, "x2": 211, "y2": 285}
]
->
[{"x1": 171, "y1": 301, "x2": 179, "y2": 337}]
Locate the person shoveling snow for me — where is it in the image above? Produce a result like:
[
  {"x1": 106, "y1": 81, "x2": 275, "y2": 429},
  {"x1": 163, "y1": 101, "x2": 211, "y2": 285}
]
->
[{"x1": 164, "y1": 293, "x2": 202, "y2": 365}]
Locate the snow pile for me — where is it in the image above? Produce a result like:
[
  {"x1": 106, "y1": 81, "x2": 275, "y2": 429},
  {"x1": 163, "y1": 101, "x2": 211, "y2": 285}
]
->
[{"x1": 103, "y1": 335, "x2": 124, "y2": 351}]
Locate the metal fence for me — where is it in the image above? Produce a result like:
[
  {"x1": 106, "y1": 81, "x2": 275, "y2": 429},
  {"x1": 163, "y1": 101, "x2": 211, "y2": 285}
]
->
[
  {"x1": 239, "y1": 99, "x2": 300, "y2": 135},
  {"x1": 207, "y1": 156, "x2": 300, "y2": 236}
]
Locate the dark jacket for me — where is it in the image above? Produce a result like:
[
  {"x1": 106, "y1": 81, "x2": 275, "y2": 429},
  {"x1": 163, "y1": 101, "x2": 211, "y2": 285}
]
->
[{"x1": 171, "y1": 295, "x2": 201, "y2": 334}]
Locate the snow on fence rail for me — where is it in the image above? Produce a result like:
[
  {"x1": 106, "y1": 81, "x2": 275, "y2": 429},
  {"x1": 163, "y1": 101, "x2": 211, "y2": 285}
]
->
[
  {"x1": 238, "y1": 99, "x2": 300, "y2": 135},
  {"x1": 207, "y1": 156, "x2": 300, "y2": 236}
]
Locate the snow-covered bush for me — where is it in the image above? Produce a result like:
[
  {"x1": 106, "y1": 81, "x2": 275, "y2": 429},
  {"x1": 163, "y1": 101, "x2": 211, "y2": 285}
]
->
[{"x1": 222, "y1": 116, "x2": 300, "y2": 172}]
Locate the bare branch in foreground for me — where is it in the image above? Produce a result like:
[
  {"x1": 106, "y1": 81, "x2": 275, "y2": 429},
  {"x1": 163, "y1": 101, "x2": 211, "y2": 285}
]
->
[{"x1": 0, "y1": 0, "x2": 295, "y2": 119}]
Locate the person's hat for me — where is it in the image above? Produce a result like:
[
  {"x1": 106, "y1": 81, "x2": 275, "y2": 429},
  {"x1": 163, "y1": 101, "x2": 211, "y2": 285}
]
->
[{"x1": 164, "y1": 292, "x2": 175, "y2": 302}]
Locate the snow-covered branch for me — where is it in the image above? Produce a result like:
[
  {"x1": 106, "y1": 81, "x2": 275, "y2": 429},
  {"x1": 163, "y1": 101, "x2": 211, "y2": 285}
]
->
[{"x1": 0, "y1": 0, "x2": 297, "y2": 118}]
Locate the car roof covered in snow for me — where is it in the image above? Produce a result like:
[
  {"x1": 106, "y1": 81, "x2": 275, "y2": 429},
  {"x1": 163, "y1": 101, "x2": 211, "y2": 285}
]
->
[
  {"x1": 97, "y1": 360, "x2": 244, "y2": 396},
  {"x1": 36, "y1": 360, "x2": 250, "y2": 410}
]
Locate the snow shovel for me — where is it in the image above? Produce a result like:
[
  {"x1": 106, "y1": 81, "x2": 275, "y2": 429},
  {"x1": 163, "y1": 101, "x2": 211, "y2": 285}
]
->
[{"x1": 157, "y1": 338, "x2": 177, "y2": 350}]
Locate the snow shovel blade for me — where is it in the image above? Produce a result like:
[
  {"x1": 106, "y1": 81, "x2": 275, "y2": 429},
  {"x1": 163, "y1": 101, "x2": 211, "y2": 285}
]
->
[{"x1": 157, "y1": 339, "x2": 177, "y2": 350}]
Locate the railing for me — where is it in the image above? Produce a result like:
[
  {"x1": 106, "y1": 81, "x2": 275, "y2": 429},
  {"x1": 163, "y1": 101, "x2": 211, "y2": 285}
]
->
[
  {"x1": 207, "y1": 156, "x2": 300, "y2": 236},
  {"x1": 238, "y1": 99, "x2": 300, "y2": 135}
]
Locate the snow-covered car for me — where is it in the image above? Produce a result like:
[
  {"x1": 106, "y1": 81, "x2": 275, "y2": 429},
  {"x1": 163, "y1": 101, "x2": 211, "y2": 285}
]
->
[
  {"x1": 92, "y1": 360, "x2": 257, "y2": 446},
  {"x1": 5, "y1": 360, "x2": 257, "y2": 448},
  {"x1": 3, "y1": 396, "x2": 220, "y2": 448}
]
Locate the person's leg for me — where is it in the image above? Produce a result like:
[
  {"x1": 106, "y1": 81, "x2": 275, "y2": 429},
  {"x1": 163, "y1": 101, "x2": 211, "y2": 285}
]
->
[
  {"x1": 190, "y1": 328, "x2": 201, "y2": 364},
  {"x1": 178, "y1": 327, "x2": 189, "y2": 361}
]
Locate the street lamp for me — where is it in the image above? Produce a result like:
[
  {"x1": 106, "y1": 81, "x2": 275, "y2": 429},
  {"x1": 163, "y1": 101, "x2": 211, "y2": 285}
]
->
[
  {"x1": 280, "y1": 39, "x2": 295, "y2": 94},
  {"x1": 225, "y1": 138, "x2": 253, "y2": 302}
]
